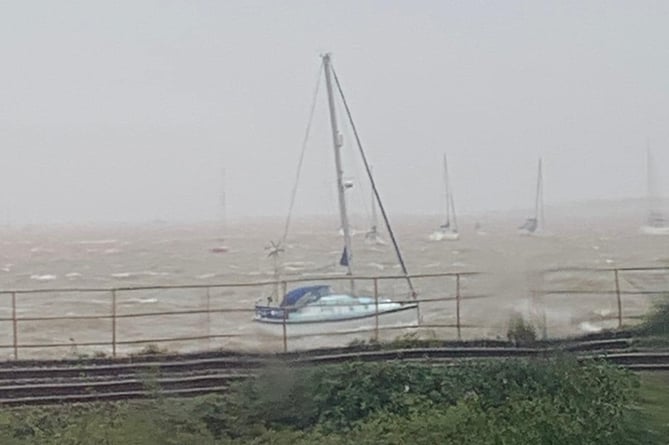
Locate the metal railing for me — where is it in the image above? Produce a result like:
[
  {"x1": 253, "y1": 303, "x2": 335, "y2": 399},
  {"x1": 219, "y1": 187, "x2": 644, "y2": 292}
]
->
[
  {"x1": 536, "y1": 266, "x2": 669, "y2": 337},
  {"x1": 0, "y1": 272, "x2": 482, "y2": 359},
  {"x1": 1, "y1": 266, "x2": 668, "y2": 360}
]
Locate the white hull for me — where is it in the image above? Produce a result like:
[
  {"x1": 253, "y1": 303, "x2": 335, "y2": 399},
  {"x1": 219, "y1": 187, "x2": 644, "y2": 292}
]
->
[
  {"x1": 429, "y1": 230, "x2": 460, "y2": 241},
  {"x1": 254, "y1": 304, "x2": 419, "y2": 338},
  {"x1": 640, "y1": 225, "x2": 669, "y2": 236},
  {"x1": 518, "y1": 229, "x2": 548, "y2": 237}
]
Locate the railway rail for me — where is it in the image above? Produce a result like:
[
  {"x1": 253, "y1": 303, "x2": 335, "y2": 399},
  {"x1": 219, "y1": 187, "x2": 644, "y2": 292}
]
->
[{"x1": 0, "y1": 336, "x2": 668, "y2": 407}]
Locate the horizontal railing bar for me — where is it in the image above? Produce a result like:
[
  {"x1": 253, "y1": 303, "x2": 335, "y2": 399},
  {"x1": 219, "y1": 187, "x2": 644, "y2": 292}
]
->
[
  {"x1": 538, "y1": 290, "x2": 668, "y2": 295},
  {"x1": 15, "y1": 315, "x2": 114, "y2": 322},
  {"x1": 11, "y1": 341, "x2": 112, "y2": 349},
  {"x1": 114, "y1": 308, "x2": 254, "y2": 319},
  {"x1": 115, "y1": 333, "x2": 242, "y2": 345},
  {"x1": 542, "y1": 266, "x2": 669, "y2": 273},
  {"x1": 6, "y1": 333, "x2": 244, "y2": 350},
  {"x1": 0, "y1": 271, "x2": 481, "y2": 295},
  {"x1": 415, "y1": 294, "x2": 490, "y2": 303},
  {"x1": 0, "y1": 288, "x2": 114, "y2": 295}
]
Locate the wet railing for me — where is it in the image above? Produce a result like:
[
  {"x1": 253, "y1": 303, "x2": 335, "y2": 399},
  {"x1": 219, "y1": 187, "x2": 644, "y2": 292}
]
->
[
  {"x1": 0, "y1": 272, "x2": 483, "y2": 359},
  {"x1": 535, "y1": 266, "x2": 669, "y2": 338},
  {"x1": 1, "y1": 266, "x2": 668, "y2": 360}
]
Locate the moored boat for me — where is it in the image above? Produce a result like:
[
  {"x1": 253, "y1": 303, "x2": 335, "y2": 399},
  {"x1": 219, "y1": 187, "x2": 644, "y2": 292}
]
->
[
  {"x1": 429, "y1": 154, "x2": 460, "y2": 241},
  {"x1": 254, "y1": 285, "x2": 418, "y2": 330},
  {"x1": 254, "y1": 53, "x2": 417, "y2": 332}
]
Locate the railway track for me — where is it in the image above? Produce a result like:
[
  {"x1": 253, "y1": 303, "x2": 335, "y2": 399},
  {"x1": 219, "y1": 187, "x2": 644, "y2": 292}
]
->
[{"x1": 1, "y1": 337, "x2": 667, "y2": 407}]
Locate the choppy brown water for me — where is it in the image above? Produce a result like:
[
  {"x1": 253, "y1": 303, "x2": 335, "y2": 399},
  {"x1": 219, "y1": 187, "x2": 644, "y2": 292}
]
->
[{"x1": 1, "y1": 207, "x2": 668, "y2": 359}]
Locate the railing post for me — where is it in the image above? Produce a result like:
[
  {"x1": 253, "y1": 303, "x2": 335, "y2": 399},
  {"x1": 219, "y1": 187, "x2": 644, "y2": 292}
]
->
[
  {"x1": 456, "y1": 274, "x2": 462, "y2": 341},
  {"x1": 282, "y1": 310, "x2": 288, "y2": 353},
  {"x1": 111, "y1": 289, "x2": 117, "y2": 358},
  {"x1": 415, "y1": 290, "x2": 421, "y2": 325},
  {"x1": 205, "y1": 287, "x2": 211, "y2": 349},
  {"x1": 614, "y1": 269, "x2": 622, "y2": 329},
  {"x1": 11, "y1": 292, "x2": 18, "y2": 360},
  {"x1": 373, "y1": 278, "x2": 379, "y2": 342},
  {"x1": 281, "y1": 280, "x2": 288, "y2": 353}
]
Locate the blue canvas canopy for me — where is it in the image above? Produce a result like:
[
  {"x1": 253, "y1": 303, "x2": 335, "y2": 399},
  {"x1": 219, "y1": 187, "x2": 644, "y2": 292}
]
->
[{"x1": 280, "y1": 285, "x2": 330, "y2": 307}]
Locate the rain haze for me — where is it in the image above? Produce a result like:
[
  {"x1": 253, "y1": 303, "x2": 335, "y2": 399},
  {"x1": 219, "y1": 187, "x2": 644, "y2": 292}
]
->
[
  {"x1": 0, "y1": 1, "x2": 668, "y2": 225},
  {"x1": 1, "y1": 1, "x2": 669, "y2": 360}
]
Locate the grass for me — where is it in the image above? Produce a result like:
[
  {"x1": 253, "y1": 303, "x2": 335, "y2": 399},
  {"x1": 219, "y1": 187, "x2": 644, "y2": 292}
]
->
[{"x1": 639, "y1": 371, "x2": 669, "y2": 437}]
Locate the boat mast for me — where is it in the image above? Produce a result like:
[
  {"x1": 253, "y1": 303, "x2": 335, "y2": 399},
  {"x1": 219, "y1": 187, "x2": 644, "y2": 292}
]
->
[
  {"x1": 323, "y1": 53, "x2": 353, "y2": 276},
  {"x1": 221, "y1": 167, "x2": 227, "y2": 234},
  {"x1": 535, "y1": 158, "x2": 543, "y2": 230},
  {"x1": 443, "y1": 154, "x2": 450, "y2": 227},
  {"x1": 370, "y1": 166, "x2": 377, "y2": 231},
  {"x1": 448, "y1": 164, "x2": 458, "y2": 232},
  {"x1": 646, "y1": 142, "x2": 654, "y2": 217}
]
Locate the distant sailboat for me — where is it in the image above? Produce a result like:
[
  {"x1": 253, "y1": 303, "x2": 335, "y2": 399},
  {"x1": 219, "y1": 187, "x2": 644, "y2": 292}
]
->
[
  {"x1": 365, "y1": 166, "x2": 386, "y2": 245},
  {"x1": 518, "y1": 158, "x2": 544, "y2": 236},
  {"x1": 211, "y1": 168, "x2": 230, "y2": 253},
  {"x1": 474, "y1": 221, "x2": 487, "y2": 236},
  {"x1": 429, "y1": 154, "x2": 459, "y2": 241},
  {"x1": 640, "y1": 145, "x2": 669, "y2": 235}
]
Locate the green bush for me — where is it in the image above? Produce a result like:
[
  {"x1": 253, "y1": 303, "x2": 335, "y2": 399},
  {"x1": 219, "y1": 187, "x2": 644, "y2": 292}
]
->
[
  {"x1": 636, "y1": 296, "x2": 669, "y2": 337},
  {"x1": 0, "y1": 358, "x2": 658, "y2": 445},
  {"x1": 507, "y1": 314, "x2": 537, "y2": 345}
]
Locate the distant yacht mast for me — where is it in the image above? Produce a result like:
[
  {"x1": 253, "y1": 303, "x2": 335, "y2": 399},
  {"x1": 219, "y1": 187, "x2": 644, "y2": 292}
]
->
[
  {"x1": 210, "y1": 167, "x2": 230, "y2": 253},
  {"x1": 641, "y1": 143, "x2": 669, "y2": 235},
  {"x1": 518, "y1": 158, "x2": 544, "y2": 235}
]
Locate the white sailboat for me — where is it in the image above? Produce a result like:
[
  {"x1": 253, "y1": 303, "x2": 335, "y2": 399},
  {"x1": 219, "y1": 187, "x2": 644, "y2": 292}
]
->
[
  {"x1": 518, "y1": 158, "x2": 544, "y2": 236},
  {"x1": 254, "y1": 54, "x2": 417, "y2": 331},
  {"x1": 640, "y1": 146, "x2": 669, "y2": 235},
  {"x1": 429, "y1": 155, "x2": 459, "y2": 241}
]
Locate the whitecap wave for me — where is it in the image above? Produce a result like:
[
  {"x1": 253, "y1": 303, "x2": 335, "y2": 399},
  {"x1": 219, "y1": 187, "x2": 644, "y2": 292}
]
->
[
  {"x1": 283, "y1": 261, "x2": 315, "y2": 268},
  {"x1": 111, "y1": 271, "x2": 169, "y2": 279},
  {"x1": 579, "y1": 321, "x2": 603, "y2": 333},
  {"x1": 368, "y1": 263, "x2": 385, "y2": 271},
  {"x1": 124, "y1": 298, "x2": 158, "y2": 304},
  {"x1": 30, "y1": 274, "x2": 57, "y2": 281},
  {"x1": 77, "y1": 239, "x2": 117, "y2": 245},
  {"x1": 30, "y1": 247, "x2": 54, "y2": 253},
  {"x1": 196, "y1": 273, "x2": 217, "y2": 279}
]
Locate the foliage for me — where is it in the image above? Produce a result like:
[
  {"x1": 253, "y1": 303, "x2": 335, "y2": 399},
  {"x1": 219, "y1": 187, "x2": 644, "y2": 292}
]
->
[
  {"x1": 132, "y1": 344, "x2": 169, "y2": 356},
  {"x1": 0, "y1": 358, "x2": 663, "y2": 445},
  {"x1": 507, "y1": 313, "x2": 537, "y2": 345},
  {"x1": 636, "y1": 295, "x2": 669, "y2": 337}
]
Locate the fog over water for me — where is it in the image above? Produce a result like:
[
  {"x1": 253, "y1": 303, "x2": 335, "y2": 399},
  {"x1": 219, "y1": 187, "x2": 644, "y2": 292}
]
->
[
  {"x1": 0, "y1": 1, "x2": 668, "y2": 225},
  {"x1": 1, "y1": 2, "x2": 668, "y2": 355}
]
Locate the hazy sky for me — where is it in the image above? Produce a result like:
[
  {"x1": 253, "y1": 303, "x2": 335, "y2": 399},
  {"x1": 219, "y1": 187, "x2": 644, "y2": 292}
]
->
[{"x1": 1, "y1": 1, "x2": 668, "y2": 224}]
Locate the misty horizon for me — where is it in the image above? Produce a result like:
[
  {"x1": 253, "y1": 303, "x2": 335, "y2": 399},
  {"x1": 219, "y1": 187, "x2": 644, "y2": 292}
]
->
[{"x1": 1, "y1": 1, "x2": 668, "y2": 225}]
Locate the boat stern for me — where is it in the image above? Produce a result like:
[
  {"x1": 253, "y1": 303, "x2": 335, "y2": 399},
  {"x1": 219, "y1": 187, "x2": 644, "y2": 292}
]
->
[{"x1": 254, "y1": 305, "x2": 286, "y2": 322}]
